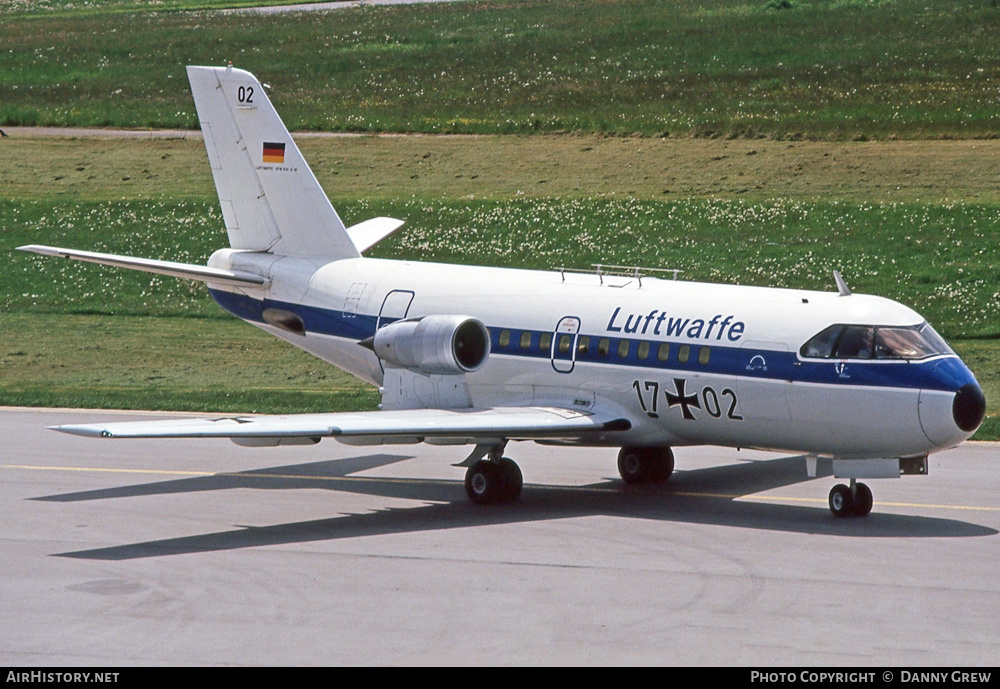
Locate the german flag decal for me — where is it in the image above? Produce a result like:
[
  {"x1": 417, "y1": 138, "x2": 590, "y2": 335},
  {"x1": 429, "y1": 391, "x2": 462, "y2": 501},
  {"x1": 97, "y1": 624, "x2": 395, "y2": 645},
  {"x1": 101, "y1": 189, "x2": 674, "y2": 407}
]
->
[{"x1": 262, "y1": 141, "x2": 286, "y2": 164}]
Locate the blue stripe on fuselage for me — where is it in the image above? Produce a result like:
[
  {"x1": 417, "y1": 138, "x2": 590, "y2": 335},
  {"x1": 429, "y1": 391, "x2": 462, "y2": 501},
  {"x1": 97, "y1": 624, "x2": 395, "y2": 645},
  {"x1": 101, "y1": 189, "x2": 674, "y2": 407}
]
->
[
  {"x1": 211, "y1": 288, "x2": 377, "y2": 341},
  {"x1": 209, "y1": 289, "x2": 965, "y2": 393}
]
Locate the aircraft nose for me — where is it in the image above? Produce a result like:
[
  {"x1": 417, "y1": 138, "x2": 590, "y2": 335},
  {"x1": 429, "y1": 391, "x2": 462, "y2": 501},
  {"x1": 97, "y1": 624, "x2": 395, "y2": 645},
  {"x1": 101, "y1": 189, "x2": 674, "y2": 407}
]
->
[
  {"x1": 919, "y1": 358, "x2": 984, "y2": 447},
  {"x1": 953, "y1": 383, "x2": 986, "y2": 433}
]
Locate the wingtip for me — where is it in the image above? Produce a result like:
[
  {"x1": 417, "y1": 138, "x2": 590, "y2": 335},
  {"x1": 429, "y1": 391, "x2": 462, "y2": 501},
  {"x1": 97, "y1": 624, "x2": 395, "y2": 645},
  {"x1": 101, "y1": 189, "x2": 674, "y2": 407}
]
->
[{"x1": 49, "y1": 424, "x2": 109, "y2": 438}]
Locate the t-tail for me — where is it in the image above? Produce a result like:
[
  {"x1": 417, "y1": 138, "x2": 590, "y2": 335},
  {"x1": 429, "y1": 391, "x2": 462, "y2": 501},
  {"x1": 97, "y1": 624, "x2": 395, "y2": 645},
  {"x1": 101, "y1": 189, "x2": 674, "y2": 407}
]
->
[{"x1": 186, "y1": 65, "x2": 360, "y2": 259}]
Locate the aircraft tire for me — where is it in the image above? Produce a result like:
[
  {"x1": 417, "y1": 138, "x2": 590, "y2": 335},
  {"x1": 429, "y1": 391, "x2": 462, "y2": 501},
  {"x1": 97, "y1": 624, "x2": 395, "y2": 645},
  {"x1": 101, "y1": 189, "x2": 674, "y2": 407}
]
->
[
  {"x1": 498, "y1": 457, "x2": 523, "y2": 502},
  {"x1": 650, "y1": 447, "x2": 675, "y2": 483},
  {"x1": 618, "y1": 447, "x2": 650, "y2": 484},
  {"x1": 829, "y1": 484, "x2": 855, "y2": 518},
  {"x1": 465, "y1": 460, "x2": 501, "y2": 504},
  {"x1": 465, "y1": 459, "x2": 521, "y2": 505},
  {"x1": 853, "y1": 482, "x2": 873, "y2": 517},
  {"x1": 618, "y1": 447, "x2": 674, "y2": 484}
]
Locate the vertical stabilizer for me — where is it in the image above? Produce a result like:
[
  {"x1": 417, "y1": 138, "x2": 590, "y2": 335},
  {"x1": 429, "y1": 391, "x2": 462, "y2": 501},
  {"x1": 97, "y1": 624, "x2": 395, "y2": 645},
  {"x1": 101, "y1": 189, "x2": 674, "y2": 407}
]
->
[{"x1": 186, "y1": 65, "x2": 360, "y2": 259}]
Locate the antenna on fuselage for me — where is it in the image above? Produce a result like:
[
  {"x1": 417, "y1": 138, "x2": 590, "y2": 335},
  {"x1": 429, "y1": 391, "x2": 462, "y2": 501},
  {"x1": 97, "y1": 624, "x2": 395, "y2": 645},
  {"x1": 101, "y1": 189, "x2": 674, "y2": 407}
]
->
[{"x1": 833, "y1": 270, "x2": 852, "y2": 297}]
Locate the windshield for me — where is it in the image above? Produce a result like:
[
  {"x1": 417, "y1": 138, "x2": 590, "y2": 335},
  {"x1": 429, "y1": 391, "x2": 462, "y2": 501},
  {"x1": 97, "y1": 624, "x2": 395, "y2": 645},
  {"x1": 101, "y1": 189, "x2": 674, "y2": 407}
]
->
[{"x1": 799, "y1": 322, "x2": 953, "y2": 360}]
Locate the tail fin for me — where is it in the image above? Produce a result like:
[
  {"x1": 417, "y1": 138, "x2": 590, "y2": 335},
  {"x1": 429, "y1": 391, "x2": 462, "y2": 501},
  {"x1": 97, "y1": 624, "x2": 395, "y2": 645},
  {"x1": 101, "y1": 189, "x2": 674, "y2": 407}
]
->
[{"x1": 186, "y1": 65, "x2": 360, "y2": 259}]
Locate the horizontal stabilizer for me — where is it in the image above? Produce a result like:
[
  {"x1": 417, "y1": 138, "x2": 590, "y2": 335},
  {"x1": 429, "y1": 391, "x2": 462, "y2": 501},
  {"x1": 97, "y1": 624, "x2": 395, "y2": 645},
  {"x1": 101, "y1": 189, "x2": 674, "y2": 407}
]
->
[
  {"x1": 346, "y1": 217, "x2": 405, "y2": 253},
  {"x1": 53, "y1": 406, "x2": 630, "y2": 445},
  {"x1": 17, "y1": 245, "x2": 269, "y2": 288}
]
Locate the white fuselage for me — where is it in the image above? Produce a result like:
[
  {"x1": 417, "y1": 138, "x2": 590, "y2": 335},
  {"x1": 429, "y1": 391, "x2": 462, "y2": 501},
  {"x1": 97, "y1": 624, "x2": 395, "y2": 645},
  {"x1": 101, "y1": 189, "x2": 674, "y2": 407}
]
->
[{"x1": 206, "y1": 249, "x2": 980, "y2": 460}]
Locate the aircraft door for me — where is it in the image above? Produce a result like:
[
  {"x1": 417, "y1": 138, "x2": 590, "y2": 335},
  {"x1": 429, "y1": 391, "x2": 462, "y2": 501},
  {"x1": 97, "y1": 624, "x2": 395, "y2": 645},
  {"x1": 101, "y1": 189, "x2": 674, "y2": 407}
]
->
[
  {"x1": 551, "y1": 316, "x2": 581, "y2": 374},
  {"x1": 377, "y1": 289, "x2": 415, "y2": 331}
]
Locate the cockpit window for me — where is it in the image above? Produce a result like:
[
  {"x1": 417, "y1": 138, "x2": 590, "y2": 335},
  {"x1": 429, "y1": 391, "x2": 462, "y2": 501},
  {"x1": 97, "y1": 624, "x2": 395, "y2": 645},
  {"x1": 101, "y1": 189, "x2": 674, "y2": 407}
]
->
[
  {"x1": 874, "y1": 324, "x2": 953, "y2": 359},
  {"x1": 800, "y1": 322, "x2": 952, "y2": 360},
  {"x1": 800, "y1": 325, "x2": 842, "y2": 358},
  {"x1": 836, "y1": 326, "x2": 874, "y2": 359}
]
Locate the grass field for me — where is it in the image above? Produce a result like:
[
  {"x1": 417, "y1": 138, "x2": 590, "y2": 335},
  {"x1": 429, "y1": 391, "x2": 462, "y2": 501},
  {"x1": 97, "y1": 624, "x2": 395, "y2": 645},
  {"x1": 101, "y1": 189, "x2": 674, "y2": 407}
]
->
[
  {"x1": 0, "y1": 0, "x2": 307, "y2": 13},
  {"x1": 2, "y1": 0, "x2": 999, "y2": 138},
  {"x1": 7, "y1": 194, "x2": 1000, "y2": 334},
  {"x1": 0, "y1": 312, "x2": 379, "y2": 412},
  {"x1": 1, "y1": 0, "x2": 997, "y2": 439},
  {"x1": 6, "y1": 136, "x2": 999, "y2": 332}
]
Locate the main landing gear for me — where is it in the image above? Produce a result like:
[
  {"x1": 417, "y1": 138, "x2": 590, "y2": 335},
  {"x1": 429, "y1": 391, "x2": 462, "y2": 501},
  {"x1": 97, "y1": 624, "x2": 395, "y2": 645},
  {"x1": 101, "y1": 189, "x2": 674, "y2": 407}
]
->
[
  {"x1": 464, "y1": 457, "x2": 523, "y2": 505},
  {"x1": 463, "y1": 445, "x2": 675, "y2": 504},
  {"x1": 617, "y1": 446, "x2": 675, "y2": 484},
  {"x1": 828, "y1": 480, "x2": 874, "y2": 518}
]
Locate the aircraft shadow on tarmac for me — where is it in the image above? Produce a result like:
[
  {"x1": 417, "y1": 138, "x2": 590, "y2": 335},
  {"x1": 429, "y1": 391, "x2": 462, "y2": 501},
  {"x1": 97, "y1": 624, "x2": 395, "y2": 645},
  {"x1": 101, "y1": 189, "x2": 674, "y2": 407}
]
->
[{"x1": 32, "y1": 452, "x2": 995, "y2": 560}]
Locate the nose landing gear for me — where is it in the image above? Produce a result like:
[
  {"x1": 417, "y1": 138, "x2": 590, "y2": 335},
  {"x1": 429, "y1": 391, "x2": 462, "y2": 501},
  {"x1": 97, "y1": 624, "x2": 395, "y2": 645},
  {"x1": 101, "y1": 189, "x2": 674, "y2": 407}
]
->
[{"x1": 829, "y1": 480, "x2": 873, "y2": 518}]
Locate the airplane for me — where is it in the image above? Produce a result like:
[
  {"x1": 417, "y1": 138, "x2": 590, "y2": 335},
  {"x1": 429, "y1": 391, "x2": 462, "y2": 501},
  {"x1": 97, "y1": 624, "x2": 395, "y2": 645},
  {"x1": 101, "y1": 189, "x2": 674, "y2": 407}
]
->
[{"x1": 18, "y1": 65, "x2": 986, "y2": 518}]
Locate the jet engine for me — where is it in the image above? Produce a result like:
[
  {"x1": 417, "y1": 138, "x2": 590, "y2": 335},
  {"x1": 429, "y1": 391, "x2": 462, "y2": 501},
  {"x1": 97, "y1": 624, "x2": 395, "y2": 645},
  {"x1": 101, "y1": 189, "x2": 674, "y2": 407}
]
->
[{"x1": 370, "y1": 315, "x2": 490, "y2": 375}]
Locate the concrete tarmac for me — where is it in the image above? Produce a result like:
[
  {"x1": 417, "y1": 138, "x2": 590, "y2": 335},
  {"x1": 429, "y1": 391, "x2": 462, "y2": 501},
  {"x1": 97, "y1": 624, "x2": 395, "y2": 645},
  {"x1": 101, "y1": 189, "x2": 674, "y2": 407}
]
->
[{"x1": 2, "y1": 407, "x2": 998, "y2": 666}]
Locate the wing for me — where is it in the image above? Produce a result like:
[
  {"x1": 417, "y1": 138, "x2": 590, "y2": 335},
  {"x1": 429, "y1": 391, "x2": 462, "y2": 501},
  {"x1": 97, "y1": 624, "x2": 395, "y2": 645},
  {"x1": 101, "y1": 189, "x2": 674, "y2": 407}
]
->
[
  {"x1": 17, "y1": 245, "x2": 269, "y2": 288},
  {"x1": 52, "y1": 406, "x2": 632, "y2": 447}
]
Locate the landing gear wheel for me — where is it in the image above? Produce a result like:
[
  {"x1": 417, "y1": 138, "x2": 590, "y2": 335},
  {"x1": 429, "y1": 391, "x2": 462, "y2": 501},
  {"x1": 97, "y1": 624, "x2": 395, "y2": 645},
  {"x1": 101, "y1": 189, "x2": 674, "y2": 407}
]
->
[
  {"x1": 465, "y1": 458, "x2": 522, "y2": 505},
  {"x1": 829, "y1": 484, "x2": 855, "y2": 518},
  {"x1": 465, "y1": 460, "x2": 500, "y2": 504},
  {"x1": 852, "y1": 482, "x2": 873, "y2": 517},
  {"x1": 618, "y1": 448, "x2": 649, "y2": 484},
  {"x1": 618, "y1": 447, "x2": 674, "y2": 484},
  {"x1": 497, "y1": 457, "x2": 523, "y2": 503},
  {"x1": 650, "y1": 447, "x2": 675, "y2": 483}
]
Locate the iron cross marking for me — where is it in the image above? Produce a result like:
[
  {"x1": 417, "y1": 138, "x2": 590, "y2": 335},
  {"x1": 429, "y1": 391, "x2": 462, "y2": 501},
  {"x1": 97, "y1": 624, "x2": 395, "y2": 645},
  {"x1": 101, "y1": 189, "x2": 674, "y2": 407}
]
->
[{"x1": 666, "y1": 378, "x2": 700, "y2": 420}]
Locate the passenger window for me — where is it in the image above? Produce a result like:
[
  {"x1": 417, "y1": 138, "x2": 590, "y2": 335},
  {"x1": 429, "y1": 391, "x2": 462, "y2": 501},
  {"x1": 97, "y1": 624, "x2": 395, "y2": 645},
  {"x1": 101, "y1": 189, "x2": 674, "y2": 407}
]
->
[
  {"x1": 598, "y1": 338, "x2": 610, "y2": 356},
  {"x1": 520, "y1": 331, "x2": 532, "y2": 349},
  {"x1": 678, "y1": 345, "x2": 690, "y2": 364},
  {"x1": 539, "y1": 333, "x2": 552, "y2": 352},
  {"x1": 499, "y1": 330, "x2": 510, "y2": 348},
  {"x1": 637, "y1": 341, "x2": 649, "y2": 361},
  {"x1": 698, "y1": 347, "x2": 710, "y2": 365},
  {"x1": 657, "y1": 343, "x2": 670, "y2": 362},
  {"x1": 558, "y1": 334, "x2": 572, "y2": 354},
  {"x1": 617, "y1": 340, "x2": 630, "y2": 358},
  {"x1": 577, "y1": 336, "x2": 590, "y2": 356}
]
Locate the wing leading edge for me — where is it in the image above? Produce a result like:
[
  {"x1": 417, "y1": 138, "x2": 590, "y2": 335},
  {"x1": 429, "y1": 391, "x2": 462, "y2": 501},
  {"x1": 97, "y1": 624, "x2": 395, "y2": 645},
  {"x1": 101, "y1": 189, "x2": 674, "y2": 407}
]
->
[
  {"x1": 52, "y1": 406, "x2": 632, "y2": 447},
  {"x1": 17, "y1": 245, "x2": 269, "y2": 288}
]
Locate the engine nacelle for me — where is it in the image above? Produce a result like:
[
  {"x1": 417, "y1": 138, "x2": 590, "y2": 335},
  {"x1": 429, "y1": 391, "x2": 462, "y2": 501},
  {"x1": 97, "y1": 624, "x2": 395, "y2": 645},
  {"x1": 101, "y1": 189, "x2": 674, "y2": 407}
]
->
[{"x1": 372, "y1": 315, "x2": 490, "y2": 375}]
